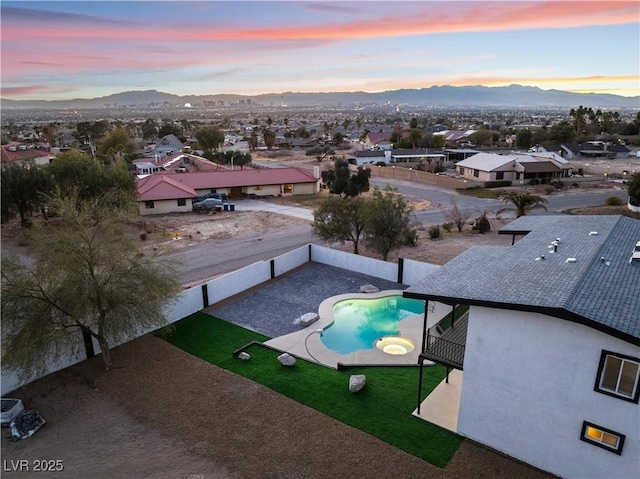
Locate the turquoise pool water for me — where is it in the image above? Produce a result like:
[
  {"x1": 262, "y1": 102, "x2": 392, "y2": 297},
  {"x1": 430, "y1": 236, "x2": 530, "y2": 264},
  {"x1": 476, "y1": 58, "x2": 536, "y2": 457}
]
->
[{"x1": 320, "y1": 295, "x2": 425, "y2": 354}]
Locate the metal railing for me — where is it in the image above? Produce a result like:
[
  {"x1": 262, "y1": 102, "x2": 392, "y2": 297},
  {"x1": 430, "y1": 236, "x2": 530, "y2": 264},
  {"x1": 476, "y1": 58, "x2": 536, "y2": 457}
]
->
[{"x1": 423, "y1": 334, "x2": 465, "y2": 370}]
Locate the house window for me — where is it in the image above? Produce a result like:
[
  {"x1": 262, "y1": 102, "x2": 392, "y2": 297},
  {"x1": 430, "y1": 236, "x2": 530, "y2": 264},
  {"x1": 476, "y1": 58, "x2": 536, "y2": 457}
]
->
[
  {"x1": 144, "y1": 201, "x2": 155, "y2": 209},
  {"x1": 177, "y1": 198, "x2": 186, "y2": 206},
  {"x1": 594, "y1": 350, "x2": 640, "y2": 403},
  {"x1": 282, "y1": 183, "x2": 293, "y2": 194},
  {"x1": 580, "y1": 421, "x2": 625, "y2": 455},
  {"x1": 496, "y1": 171, "x2": 504, "y2": 180},
  {"x1": 473, "y1": 169, "x2": 479, "y2": 178}
]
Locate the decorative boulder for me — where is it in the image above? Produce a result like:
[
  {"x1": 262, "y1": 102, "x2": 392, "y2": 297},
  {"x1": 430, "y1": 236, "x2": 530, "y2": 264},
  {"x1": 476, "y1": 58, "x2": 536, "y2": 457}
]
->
[
  {"x1": 277, "y1": 353, "x2": 297, "y2": 367},
  {"x1": 237, "y1": 352, "x2": 251, "y2": 360},
  {"x1": 296, "y1": 312, "x2": 319, "y2": 327},
  {"x1": 360, "y1": 284, "x2": 379, "y2": 293},
  {"x1": 349, "y1": 374, "x2": 366, "y2": 393}
]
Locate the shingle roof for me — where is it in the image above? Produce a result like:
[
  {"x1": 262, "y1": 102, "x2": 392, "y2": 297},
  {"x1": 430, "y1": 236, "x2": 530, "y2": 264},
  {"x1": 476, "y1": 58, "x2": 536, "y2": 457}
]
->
[{"x1": 405, "y1": 215, "x2": 640, "y2": 345}]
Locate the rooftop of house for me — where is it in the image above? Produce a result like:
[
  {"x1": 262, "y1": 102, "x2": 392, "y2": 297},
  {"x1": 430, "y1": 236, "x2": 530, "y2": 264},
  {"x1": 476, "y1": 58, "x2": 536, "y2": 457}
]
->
[
  {"x1": 0, "y1": 142, "x2": 52, "y2": 163},
  {"x1": 144, "y1": 167, "x2": 319, "y2": 191},
  {"x1": 405, "y1": 215, "x2": 640, "y2": 345}
]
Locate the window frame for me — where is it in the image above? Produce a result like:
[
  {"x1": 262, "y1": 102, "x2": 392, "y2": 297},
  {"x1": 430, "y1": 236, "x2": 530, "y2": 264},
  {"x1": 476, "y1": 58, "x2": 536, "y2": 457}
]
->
[
  {"x1": 177, "y1": 198, "x2": 186, "y2": 207},
  {"x1": 594, "y1": 350, "x2": 640, "y2": 403},
  {"x1": 144, "y1": 201, "x2": 155, "y2": 209},
  {"x1": 495, "y1": 171, "x2": 504, "y2": 180},
  {"x1": 580, "y1": 421, "x2": 625, "y2": 455}
]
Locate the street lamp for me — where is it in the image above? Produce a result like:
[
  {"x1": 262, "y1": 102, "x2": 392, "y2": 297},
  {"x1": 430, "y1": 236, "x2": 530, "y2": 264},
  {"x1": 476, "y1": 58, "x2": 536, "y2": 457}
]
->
[
  {"x1": 585, "y1": 163, "x2": 590, "y2": 175},
  {"x1": 231, "y1": 153, "x2": 244, "y2": 170}
]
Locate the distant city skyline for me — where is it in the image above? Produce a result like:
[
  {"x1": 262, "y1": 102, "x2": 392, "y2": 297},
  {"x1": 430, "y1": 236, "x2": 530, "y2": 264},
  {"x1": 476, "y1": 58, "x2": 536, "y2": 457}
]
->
[{"x1": 1, "y1": 1, "x2": 639, "y2": 101}]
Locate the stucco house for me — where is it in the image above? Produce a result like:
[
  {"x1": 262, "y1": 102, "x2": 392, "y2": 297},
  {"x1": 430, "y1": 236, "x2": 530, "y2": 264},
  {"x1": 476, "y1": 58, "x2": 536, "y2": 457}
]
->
[
  {"x1": 133, "y1": 152, "x2": 227, "y2": 175},
  {"x1": 405, "y1": 215, "x2": 640, "y2": 479},
  {"x1": 137, "y1": 167, "x2": 320, "y2": 215},
  {"x1": 0, "y1": 142, "x2": 53, "y2": 166},
  {"x1": 137, "y1": 174, "x2": 197, "y2": 215},
  {"x1": 455, "y1": 152, "x2": 571, "y2": 183}
]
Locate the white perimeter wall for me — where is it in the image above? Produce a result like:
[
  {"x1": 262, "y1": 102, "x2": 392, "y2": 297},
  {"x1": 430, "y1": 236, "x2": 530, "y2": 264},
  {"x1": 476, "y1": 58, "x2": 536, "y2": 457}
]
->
[
  {"x1": 457, "y1": 307, "x2": 640, "y2": 479},
  {"x1": 1, "y1": 244, "x2": 437, "y2": 394}
]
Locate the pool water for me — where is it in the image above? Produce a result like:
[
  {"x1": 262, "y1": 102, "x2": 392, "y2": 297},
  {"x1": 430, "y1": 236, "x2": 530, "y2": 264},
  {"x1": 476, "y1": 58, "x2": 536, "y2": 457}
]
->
[{"x1": 320, "y1": 295, "x2": 425, "y2": 354}]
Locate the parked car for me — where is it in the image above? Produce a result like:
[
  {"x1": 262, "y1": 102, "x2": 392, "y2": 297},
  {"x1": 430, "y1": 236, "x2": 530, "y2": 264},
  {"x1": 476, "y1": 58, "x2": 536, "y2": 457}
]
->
[
  {"x1": 195, "y1": 192, "x2": 223, "y2": 202},
  {"x1": 192, "y1": 198, "x2": 223, "y2": 211}
]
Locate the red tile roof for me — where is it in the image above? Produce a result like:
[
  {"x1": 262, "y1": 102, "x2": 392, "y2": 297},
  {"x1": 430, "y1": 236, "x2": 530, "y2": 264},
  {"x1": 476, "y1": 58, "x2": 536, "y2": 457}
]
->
[
  {"x1": 161, "y1": 167, "x2": 319, "y2": 189},
  {"x1": 137, "y1": 174, "x2": 197, "y2": 201},
  {"x1": 0, "y1": 143, "x2": 52, "y2": 163}
]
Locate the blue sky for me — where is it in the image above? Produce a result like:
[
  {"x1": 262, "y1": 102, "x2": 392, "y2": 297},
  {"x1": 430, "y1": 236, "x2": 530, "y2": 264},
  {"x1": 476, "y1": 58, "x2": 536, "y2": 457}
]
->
[{"x1": 1, "y1": 1, "x2": 639, "y2": 100}]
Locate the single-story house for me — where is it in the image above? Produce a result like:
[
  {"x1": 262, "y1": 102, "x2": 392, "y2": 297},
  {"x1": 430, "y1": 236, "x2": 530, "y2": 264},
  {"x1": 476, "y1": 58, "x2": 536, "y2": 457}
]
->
[
  {"x1": 349, "y1": 149, "x2": 447, "y2": 167},
  {"x1": 137, "y1": 167, "x2": 320, "y2": 215},
  {"x1": 133, "y1": 152, "x2": 228, "y2": 175},
  {"x1": 455, "y1": 152, "x2": 571, "y2": 183},
  {"x1": 137, "y1": 174, "x2": 198, "y2": 215},
  {"x1": 0, "y1": 142, "x2": 53, "y2": 166},
  {"x1": 361, "y1": 132, "x2": 393, "y2": 150},
  {"x1": 405, "y1": 215, "x2": 640, "y2": 479}
]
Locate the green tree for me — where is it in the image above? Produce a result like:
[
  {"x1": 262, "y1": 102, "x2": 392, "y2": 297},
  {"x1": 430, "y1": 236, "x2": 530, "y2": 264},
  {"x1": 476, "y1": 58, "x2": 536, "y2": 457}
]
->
[
  {"x1": 498, "y1": 191, "x2": 548, "y2": 218},
  {"x1": 263, "y1": 129, "x2": 276, "y2": 150},
  {"x1": 195, "y1": 126, "x2": 225, "y2": 153},
  {"x1": 516, "y1": 129, "x2": 533, "y2": 149},
  {"x1": 321, "y1": 159, "x2": 370, "y2": 197},
  {"x1": 362, "y1": 186, "x2": 417, "y2": 261},
  {"x1": 141, "y1": 118, "x2": 159, "y2": 141},
  {"x1": 1, "y1": 161, "x2": 51, "y2": 225},
  {"x1": 97, "y1": 128, "x2": 137, "y2": 165},
  {"x1": 249, "y1": 132, "x2": 259, "y2": 150},
  {"x1": 48, "y1": 151, "x2": 136, "y2": 209},
  {"x1": 1, "y1": 191, "x2": 180, "y2": 376},
  {"x1": 626, "y1": 172, "x2": 640, "y2": 207},
  {"x1": 306, "y1": 145, "x2": 334, "y2": 163},
  {"x1": 470, "y1": 130, "x2": 492, "y2": 147},
  {"x1": 548, "y1": 121, "x2": 576, "y2": 143},
  {"x1": 312, "y1": 196, "x2": 367, "y2": 254},
  {"x1": 429, "y1": 134, "x2": 446, "y2": 148}
]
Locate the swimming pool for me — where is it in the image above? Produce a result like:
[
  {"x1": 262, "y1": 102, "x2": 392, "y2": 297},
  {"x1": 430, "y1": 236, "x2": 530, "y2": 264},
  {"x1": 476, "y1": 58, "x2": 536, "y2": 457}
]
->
[{"x1": 320, "y1": 295, "x2": 425, "y2": 354}]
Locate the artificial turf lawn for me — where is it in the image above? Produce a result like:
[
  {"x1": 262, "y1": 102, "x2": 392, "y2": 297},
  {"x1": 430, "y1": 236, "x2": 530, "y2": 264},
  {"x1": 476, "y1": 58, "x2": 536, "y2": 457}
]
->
[{"x1": 162, "y1": 312, "x2": 463, "y2": 468}]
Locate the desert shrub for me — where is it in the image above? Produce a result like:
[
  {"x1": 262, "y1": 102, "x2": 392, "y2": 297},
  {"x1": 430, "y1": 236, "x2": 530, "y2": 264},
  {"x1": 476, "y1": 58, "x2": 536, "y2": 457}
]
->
[
  {"x1": 375, "y1": 161, "x2": 387, "y2": 167},
  {"x1": 572, "y1": 182, "x2": 580, "y2": 188},
  {"x1": 404, "y1": 228, "x2": 418, "y2": 246},
  {"x1": 605, "y1": 196, "x2": 623, "y2": 206},
  {"x1": 544, "y1": 184, "x2": 555, "y2": 194},
  {"x1": 428, "y1": 225, "x2": 441, "y2": 240},
  {"x1": 139, "y1": 232, "x2": 147, "y2": 240},
  {"x1": 528, "y1": 179, "x2": 540, "y2": 185},
  {"x1": 552, "y1": 180, "x2": 564, "y2": 190},
  {"x1": 442, "y1": 222, "x2": 453, "y2": 232}
]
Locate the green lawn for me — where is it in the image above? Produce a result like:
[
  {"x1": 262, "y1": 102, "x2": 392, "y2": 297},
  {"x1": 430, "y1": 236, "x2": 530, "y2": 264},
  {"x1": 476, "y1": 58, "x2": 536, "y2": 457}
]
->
[{"x1": 162, "y1": 312, "x2": 463, "y2": 468}]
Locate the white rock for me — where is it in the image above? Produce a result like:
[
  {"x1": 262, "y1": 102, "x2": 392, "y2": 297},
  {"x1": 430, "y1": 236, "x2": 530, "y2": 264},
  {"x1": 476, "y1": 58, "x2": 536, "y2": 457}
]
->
[
  {"x1": 237, "y1": 352, "x2": 251, "y2": 360},
  {"x1": 297, "y1": 312, "x2": 319, "y2": 327},
  {"x1": 349, "y1": 374, "x2": 366, "y2": 393},
  {"x1": 360, "y1": 284, "x2": 379, "y2": 293},
  {"x1": 277, "y1": 353, "x2": 297, "y2": 366}
]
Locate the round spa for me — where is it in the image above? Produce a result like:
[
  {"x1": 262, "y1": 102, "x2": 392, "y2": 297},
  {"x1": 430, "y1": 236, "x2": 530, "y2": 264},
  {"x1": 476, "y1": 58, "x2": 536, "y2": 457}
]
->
[{"x1": 375, "y1": 336, "x2": 415, "y2": 355}]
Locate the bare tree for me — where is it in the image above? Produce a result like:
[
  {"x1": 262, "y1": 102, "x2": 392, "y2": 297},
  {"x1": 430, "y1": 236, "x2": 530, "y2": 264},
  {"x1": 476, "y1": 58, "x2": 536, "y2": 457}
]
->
[{"x1": 444, "y1": 197, "x2": 472, "y2": 231}]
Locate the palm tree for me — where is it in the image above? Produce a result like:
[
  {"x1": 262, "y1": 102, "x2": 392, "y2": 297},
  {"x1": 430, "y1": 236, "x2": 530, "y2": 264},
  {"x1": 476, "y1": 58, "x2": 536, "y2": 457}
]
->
[{"x1": 498, "y1": 192, "x2": 548, "y2": 218}]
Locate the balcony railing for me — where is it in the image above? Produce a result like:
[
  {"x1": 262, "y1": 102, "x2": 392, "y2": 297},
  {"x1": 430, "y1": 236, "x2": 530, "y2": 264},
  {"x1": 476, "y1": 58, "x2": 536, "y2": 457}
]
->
[
  {"x1": 421, "y1": 334, "x2": 465, "y2": 370},
  {"x1": 421, "y1": 311, "x2": 468, "y2": 370}
]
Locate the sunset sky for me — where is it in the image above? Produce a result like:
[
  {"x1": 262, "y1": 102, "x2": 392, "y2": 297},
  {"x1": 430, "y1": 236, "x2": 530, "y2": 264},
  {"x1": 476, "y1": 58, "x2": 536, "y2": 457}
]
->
[{"x1": 1, "y1": 1, "x2": 639, "y2": 101}]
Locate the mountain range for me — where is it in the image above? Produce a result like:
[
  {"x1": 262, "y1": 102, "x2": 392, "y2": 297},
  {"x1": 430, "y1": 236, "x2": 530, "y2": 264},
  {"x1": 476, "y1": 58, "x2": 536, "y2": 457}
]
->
[{"x1": 1, "y1": 85, "x2": 638, "y2": 110}]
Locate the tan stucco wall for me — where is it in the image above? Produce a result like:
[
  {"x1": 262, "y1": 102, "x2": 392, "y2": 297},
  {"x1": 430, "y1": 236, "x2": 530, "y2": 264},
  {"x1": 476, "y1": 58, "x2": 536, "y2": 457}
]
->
[{"x1": 139, "y1": 200, "x2": 193, "y2": 216}]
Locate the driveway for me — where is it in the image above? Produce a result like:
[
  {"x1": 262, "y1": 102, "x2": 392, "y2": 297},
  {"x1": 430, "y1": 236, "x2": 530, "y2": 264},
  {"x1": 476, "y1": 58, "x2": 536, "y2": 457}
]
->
[{"x1": 233, "y1": 198, "x2": 314, "y2": 221}]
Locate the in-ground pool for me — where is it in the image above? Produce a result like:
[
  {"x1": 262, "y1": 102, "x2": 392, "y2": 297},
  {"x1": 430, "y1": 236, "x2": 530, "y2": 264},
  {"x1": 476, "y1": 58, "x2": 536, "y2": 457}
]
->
[{"x1": 320, "y1": 295, "x2": 425, "y2": 354}]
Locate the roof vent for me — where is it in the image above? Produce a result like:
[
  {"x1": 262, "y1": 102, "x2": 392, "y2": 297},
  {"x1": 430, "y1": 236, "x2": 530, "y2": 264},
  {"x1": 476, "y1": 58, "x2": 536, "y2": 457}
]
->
[
  {"x1": 589, "y1": 231, "x2": 598, "y2": 236},
  {"x1": 565, "y1": 258, "x2": 577, "y2": 263},
  {"x1": 535, "y1": 254, "x2": 545, "y2": 261}
]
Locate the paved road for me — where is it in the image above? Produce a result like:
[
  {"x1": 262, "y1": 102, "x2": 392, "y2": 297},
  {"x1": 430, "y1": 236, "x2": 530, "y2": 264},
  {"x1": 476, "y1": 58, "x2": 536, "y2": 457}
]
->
[
  {"x1": 172, "y1": 224, "x2": 320, "y2": 286},
  {"x1": 172, "y1": 180, "x2": 629, "y2": 284},
  {"x1": 371, "y1": 177, "x2": 629, "y2": 224}
]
